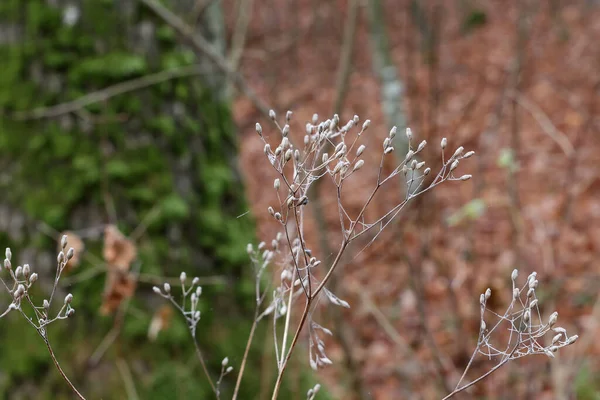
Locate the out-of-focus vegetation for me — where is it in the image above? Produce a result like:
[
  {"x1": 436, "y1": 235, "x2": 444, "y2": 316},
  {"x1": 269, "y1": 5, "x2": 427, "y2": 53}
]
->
[{"x1": 0, "y1": 1, "x2": 310, "y2": 398}]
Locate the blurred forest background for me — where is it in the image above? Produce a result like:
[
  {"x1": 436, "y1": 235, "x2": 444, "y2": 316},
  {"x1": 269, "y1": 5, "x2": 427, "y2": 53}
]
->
[{"x1": 0, "y1": 0, "x2": 599, "y2": 399}]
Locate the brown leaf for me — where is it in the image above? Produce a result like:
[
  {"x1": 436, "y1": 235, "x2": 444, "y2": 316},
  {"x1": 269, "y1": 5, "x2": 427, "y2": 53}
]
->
[
  {"x1": 103, "y1": 225, "x2": 137, "y2": 272},
  {"x1": 100, "y1": 270, "x2": 137, "y2": 315}
]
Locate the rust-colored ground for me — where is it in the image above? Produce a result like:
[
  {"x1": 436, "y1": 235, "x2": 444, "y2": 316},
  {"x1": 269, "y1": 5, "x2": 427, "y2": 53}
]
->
[{"x1": 229, "y1": 1, "x2": 600, "y2": 398}]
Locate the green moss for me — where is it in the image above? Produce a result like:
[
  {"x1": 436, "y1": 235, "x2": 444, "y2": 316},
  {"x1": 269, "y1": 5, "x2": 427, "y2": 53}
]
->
[{"x1": 0, "y1": 0, "x2": 269, "y2": 398}]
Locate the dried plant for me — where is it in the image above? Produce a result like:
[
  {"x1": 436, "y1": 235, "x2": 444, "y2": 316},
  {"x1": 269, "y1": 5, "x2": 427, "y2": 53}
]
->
[
  {"x1": 443, "y1": 269, "x2": 578, "y2": 399},
  {"x1": 0, "y1": 236, "x2": 84, "y2": 399},
  {"x1": 0, "y1": 111, "x2": 577, "y2": 400},
  {"x1": 155, "y1": 110, "x2": 483, "y2": 398}
]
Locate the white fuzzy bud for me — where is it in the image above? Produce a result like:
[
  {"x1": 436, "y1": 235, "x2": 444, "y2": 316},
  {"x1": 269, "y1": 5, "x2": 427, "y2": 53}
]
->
[
  {"x1": 383, "y1": 137, "x2": 390, "y2": 149},
  {"x1": 192, "y1": 277, "x2": 200, "y2": 285},
  {"x1": 66, "y1": 247, "x2": 74, "y2": 260},
  {"x1": 180, "y1": 272, "x2": 187, "y2": 283},
  {"x1": 29, "y1": 273, "x2": 38, "y2": 283},
  {"x1": 152, "y1": 286, "x2": 161, "y2": 295},
  {"x1": 511, "y1": 269, "x2": 518, "y2": 281},
  {"x1": 463, "y1": 150, "x2": 475, "y2": 159},
  {"x1": 548, "y1": 311, "x2": 558, "y2": 326},
  {"x1": 424, "y1": 167, "x2": 431, "y2": 175},
  {"x1": 255, "y1": 123, "x2": 262, "y2": 135},
  {"x1": 64, "y1": 293, "x2": 73, "y2": 304},
  {"x1": 222, "y1": 357, "x2": 229, "y2": 366},
  {"x1": 163, "y1": 283, "x2": 171, "y2": 294},
  {"x1": 356, "y1": 144, "x2": 365, "y2": 157},
  {"x1": 362, "y1": 120, "x2": 370, "y2": 131},
  {"x1": 567, "y1": 335, "x2": 578, "y2": 344},
  {"x1": 353, "y1": 160, "x2": 364, "y2": 172},
  {"x1": 286, "y1": 110, "x2": 293, "y2": 121},
  {"x1": 282, "y1": 124, "x2": 290, "y2": 137},
  {"x1": 5, "y1": 248, "x2": 11, "y2": 261},
  {"x1": 441, "y1": 137, "x2": 447, "y2": 149},
  {"x1": 389, "y1": 126, "x2": 397, "y2": 138},
  {"x1": 61, "y1": 235, "x2": 68, "y2": 249},
  {"x1": 417, "y1": 140, "x2": 427, "y2": 152},
  {"x1": 459, "y1": 174, "x2": 472, "y2": 181},
  {"x1": 264, "y1": 144, "x2": 271, "y2": 155},
  {"x1": 269, "y1": 109, "x2": 276, "y2": 120},
  {"x1": 322, "y1": 153, "x2": 328, "y2": 163},
  {"x1": 452, "y1": 146, "x2": 464, "y2": 158},
  {"x1": 384, "y1": 147, "x2": 394, "y2": 155},
  {"x1": 450, "y1": 160, "x2": 459, "y2": 171},
  {"x1": 405, "y1": 127, "x2": 412, "y2": 140},
  {"x1": 485, "y1": 288, "x2": 491, "y2": 300}
]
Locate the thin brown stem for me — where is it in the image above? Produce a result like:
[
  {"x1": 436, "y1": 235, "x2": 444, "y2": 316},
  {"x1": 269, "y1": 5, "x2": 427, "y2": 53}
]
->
[
  {"x1": 190, "y1": 329, "x2": 218, "y2": 396},
  {"x1": 271, "y1": 298, "x2": 310, "y2": 400},
  {"x1": 232, "y1": 309, "x2": 260, "y2": 400},
  {"x1": 43, "y1": 336, "x2": 86, "y2": 399}
]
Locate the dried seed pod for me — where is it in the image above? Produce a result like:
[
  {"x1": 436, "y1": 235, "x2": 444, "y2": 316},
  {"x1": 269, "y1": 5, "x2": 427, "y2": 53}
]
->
[
  {"x1": 356, "y1": 144, "x2": 366, "y2": 157},
  {"x1": 353, "y1": 160, "x2": 364, "y2": 172},
  {"x1": 452, "y1": 146, "x2": 464, "y2": 158}
]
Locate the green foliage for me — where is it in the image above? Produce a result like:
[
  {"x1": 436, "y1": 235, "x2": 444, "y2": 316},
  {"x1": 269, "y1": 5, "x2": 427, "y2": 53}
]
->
[
  {"x1": 575, "y1": 363, "x2": 600, "y2": 400},
  {"x1": 0, "y1": 0, "x2": 274, "y2": 398}
]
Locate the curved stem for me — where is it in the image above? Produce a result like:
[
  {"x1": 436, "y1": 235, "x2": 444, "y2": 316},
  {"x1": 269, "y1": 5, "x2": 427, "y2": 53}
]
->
[
  {"x1": 271, "y1": 299, "x2": 310, "y2": 400},
  {"x1": 43, "y1": 336, "x2": 86, "y2": 399},
  {"x1": 190, "y1": 329, "x2": 218, "y2": 396},
  {"x1": 232, "y1": 309, "x2": 260, "y2": 400}
]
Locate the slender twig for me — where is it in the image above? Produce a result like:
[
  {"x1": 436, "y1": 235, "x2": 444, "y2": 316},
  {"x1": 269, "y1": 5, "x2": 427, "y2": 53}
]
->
[
  {"x1": 44, "y1": 336, "x2": 86, "y2": 399},
  {"x1": 332, "y1": 0, "x2": 360, "y2": 115},
  {"x1": 12, "y1": 64, "x2": 210, "y2": 120},
  {"x1": 232, "y1": 309, "x2": 260, "y2": 400},
  {"x1": 138, "y1": 0, "x2": 271, "y2": 117}
]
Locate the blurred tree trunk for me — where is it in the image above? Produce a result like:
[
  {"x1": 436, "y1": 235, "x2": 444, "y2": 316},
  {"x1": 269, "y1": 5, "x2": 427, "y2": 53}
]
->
[{"x1": 0, "y1": 0, "x2": 258, "y2": 398}]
